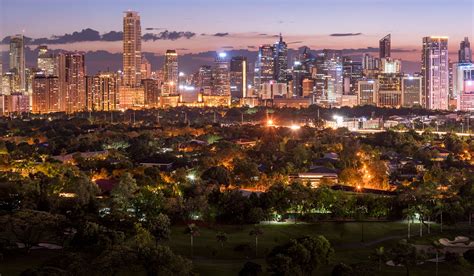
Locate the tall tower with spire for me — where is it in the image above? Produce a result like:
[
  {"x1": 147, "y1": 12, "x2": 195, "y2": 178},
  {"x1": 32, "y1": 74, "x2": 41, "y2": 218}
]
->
[{"x1": 273, "y1": 33, "x2": 288, "y2": 83}]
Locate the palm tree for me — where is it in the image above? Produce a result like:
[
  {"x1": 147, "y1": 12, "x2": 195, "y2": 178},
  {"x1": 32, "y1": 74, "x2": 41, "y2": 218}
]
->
[
  {"x1": 216, "y1": 231, "x2": 228, "y2": 248},
  {"x1": 374, "y1": 246, "x2": 385, "y2": 271},
  {"x1": 184, "y1": 223, "x2": 199, "y2": 258},
  {"x1": 249, "y1": 225, "x2": 264, "y2": 257},
  {"x1": 432, "y1": 241, "x2": 444, "y2": 276}
]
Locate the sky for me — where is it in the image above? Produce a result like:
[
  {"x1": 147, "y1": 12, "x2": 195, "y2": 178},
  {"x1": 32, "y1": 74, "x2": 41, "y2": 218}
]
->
[{"x1": 0, "y1": 0, "x2": 473, "y2": 62}]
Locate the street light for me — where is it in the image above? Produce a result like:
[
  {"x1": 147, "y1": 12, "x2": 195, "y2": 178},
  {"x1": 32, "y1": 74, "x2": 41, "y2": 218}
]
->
[
  {"x1": 290, "y1": 124, "x2": 301, "y2": 131},
  {"x1": 267, "y1": 119, "x2": 274, "y2": 127}
]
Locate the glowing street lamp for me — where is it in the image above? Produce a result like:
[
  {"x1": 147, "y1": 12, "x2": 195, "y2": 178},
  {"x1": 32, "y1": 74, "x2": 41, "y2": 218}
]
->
[
  {"x1": 290, "y1": 124, "x2": 301, "y2": 131},
  {"x1": 267, "y1": 119, "x2": 274, "y2": 127}
]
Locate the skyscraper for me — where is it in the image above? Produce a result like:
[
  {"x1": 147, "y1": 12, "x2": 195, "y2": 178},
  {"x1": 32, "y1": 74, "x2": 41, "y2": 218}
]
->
[
  {"x1": 453, "y1": 63, "x2": 474, "y2": 111},
  {"x1": 402, "y1": 75, "x2": 423, "y2": 108},
  {"x1": 58, "y1": 52, "x2": 86, "y2": 113},
  {"x1": 32, "y1": 75, "x2": 60, "y2": 113},
  {"x1": 213, "y1": 53, "x2": 231, "y2": 96},
  {"x1": 86, "y1": 72, "x2": 119, "y2": 111},
  {"x1": 9, "y1": 34, "x2": 26, "y2": 91},
  {"x1": 141, "y1": 55, "x2": 152, "y2": 80},
  {"x1": 37, "y1": 45, "x2": 57, "y2": 76},
  {"x1": 273, "y1": 34, "x2": 288, "y2": 83},
  {"x1": 122, "y1": 11, "x2": 142, "y2": 87},
  {"x1": 230, "y1": 56, "x2": 248, "y2": 98},
  {"x1": 459, "y1": 37, "x2": 472, "y2": 63},
  {"x1": 254, "y1": 45, "x2": 275, "y2": 91},
  {"x1": 422, "y1": 36, "x2": 449, "y2": 110},
  {"x1": 163, "y1": 50, "x2": 178, "y2": 95},
  {"x1": 197, "y1": 65, "x2": 213, "y2": 94},
  {"x1": 379, "y1": 34, "x2": 391, "y2": 59}
]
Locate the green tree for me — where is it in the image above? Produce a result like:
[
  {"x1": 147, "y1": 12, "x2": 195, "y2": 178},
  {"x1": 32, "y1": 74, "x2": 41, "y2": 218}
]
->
[
  {"x1": 390, "y1": 239, "x2": 425, "y2": 276},
  {"x1": 267, "y1": 235, "x2": 334, "y2": 275},
  {"x1": 111, "y1": 172, "x2": 138, "y2": 211}
]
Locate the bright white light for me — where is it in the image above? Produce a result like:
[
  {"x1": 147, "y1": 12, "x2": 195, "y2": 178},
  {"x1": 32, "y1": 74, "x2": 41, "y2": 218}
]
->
[
  {"x1": 187, "y1": 174, "x2": 196, "y2": 181},
  {"x1": 290, "y1": 124, "x2": 301, "y2": 131},
  {"x1": 333, "y1": 115, "x2": 343, "y2": 125},
  {"x1": 219, "y1": 52, "x2": 227, "y2": 58},
  {"x1": 267, "y1": 119, "x2": 274, "y2": 126},
  {"x1": 179, "y1": 72, "x2": 185, "y2": 77},
  {"x1": 294, "y1": 61, "x2": 302, "y2": 66}
]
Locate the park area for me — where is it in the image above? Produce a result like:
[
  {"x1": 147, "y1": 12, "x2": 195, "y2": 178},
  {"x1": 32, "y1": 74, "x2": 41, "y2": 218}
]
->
[{"x1": 2, "y1": 221, "x2": 473, "y2": 275}]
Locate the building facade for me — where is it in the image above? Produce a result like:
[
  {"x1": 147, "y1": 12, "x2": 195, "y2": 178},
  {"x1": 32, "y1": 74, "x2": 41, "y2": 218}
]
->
[{"x1": 422, "y1": 36, "x2": 449, "y2": 110}]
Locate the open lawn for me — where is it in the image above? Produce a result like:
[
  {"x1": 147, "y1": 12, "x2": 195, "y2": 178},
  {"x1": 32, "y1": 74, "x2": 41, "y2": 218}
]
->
[{"x1": 1, "y1": 221, "x2": 473, "y2": 275}]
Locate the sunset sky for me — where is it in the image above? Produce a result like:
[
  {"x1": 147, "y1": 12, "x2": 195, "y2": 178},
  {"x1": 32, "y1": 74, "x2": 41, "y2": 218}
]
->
[{"x1": 1, "y1": 0, "x2": 473, "y2": 62}]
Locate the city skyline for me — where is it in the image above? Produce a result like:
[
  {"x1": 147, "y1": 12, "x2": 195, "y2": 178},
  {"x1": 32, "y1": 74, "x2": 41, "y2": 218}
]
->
[{"x1": 1, "y1": 0, "x2": 473, "y2": 63}]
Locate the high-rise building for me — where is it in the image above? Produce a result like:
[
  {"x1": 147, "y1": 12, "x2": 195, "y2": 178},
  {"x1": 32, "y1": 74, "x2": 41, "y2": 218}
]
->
[
  {"x1": 141, "y1": 55, "x2": 152, "y2": 80},
  {"x1": 402, "y1": 75, "x2": 423, "y2": 107},
  {"x1": 32, "y1": 75, "x2": 60, "y2": 113},
  {"x1": 319, "y1": 50, "x2": 343, "y2": 105},
  {"x1": 163, "y1": 50, "x2": 178, "y2": 95},
  {"x1": 292, "y1": 61, "x2": 310, "y2": 97},
  {"x1": 378, "y1": 74, "x2": 402, "y2": 107},
  {"x1": 342, "y1": 57, "x2": 363, "y2": 94},
  {"x1": 273, "y1": 34, "x2": 288, "y2": 83},
  {"x1": 58, "y1": 52, "x2": 86, "y2": 113},
  {"x1": 142, "y1": 78, "x2": 160, "y2": 108},
  {"x1": 37, "y1": 45, "x2": 57, "y2": 76},
  {"x1": 123, "y1": 11, "x2": 142, "y2": 87},
  {"x1": 197, "y1": 65, "x2": 213, "y2": 94},
  {"x1": 379, "y1": 34, "x2": 391, "y2": 59},
  {"x1": 9, "y1": 34, "x2": 26, "y2": 91},
  {"x1": 86, "y1": 72, "x2": 119, "y2": 111},
  {"x1": 213, "y1": 52, "x2": 230, "y2": 96},
  {"x1": 459, "y1": 37, "x2": 472, "y2": 63},
  {"x1": 357, "y1": 80, "x2": 378, "y2": 106},
  {"x1": 422, "y1": 36, "x2": 449, "y2": 110},
  {"x1": 380, "y1": 58, "x2": 402, "y2": 74},
  {"x1": 230, "y1": 56, "x2": 248, "y2": 98},
  {"x1": 254, "y1": 45, "x2": 275, "y2": 90},
  {"x1": 453, "y1": 63, "x2": 474, "y2": 111}
]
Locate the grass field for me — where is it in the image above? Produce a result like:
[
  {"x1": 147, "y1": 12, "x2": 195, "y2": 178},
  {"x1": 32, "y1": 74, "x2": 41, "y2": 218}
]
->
[{"x1": 1, "y1": 221, "x2": 473, "y2": 275}]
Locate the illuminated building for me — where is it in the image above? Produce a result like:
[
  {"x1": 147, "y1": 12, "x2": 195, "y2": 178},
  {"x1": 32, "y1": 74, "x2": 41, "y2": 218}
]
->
[
  {"x1": 292, "y1": 61, "x2": 310, "y2": 97},
  {"x1": 343, "y1": 57, "x2": 363, "y2": 94},
  {"x1": 341, "y1": 94, "x2": 358, "y2": 107},
  {"x1": 319, "y1": 50, "x2": 343, "y2": 105},
  {"x1": 37, "y1": 45, "x2": 57, "y2": 76},
  {"x1": 9, "y1": 34, "x2": 26, "y2": 91},
  {"x1": 141, "y1": 55, "x2": 152, "y2": 80},
  {"x1": 160, "y1": 94, "x2": 180, "y2": 108},
  {"x1": 142, "y1": 78, "x2": 160, "y2": 108},
  {"x1": 230, "y1": 56, "x2": 248, "y2": 98},
  {"x1": 163, "y1": 50, "x2": 178, "y2": 95},
  {"x1": 453, "y1": 63, "x2": 474, "y2": 111},
  {"x1": 362, "y1": 53, "x2": 380, "y2": 76},
  {"x1": 357, "y1": 80, "x2": 378, "y2": 106},
  {"x1": 0, "y1": 93, "x2": 29, "y2": 115},
  {"x1": 273, "y1": 97, "x2": 312, "y2": 108},
  {"x1": 302, "y1": 78, "x2": 314, "y2": 97},
  {"x1": 380, "y1": 58, "x2": 401, "y2": 74},
  {"x1": 422, "y1": 36, "x2": 449, "y2": 110},
  {"x1": 254, "y1": 45, "x2": 275, "y2": 91},
  {"x1": 32, "y1": 75, "x2": 60, "y2": 113},
  {"x1": 379, "y1": 34, "x2": 391, "y2": 58},
  {"x1": 402, "y1": 75, "x2": 423, "y2": 107},
  {"x1": 377, "y1": 74, "x2": 402, "y2": 107},
  {"x1": 86, "y1": 72, "x2": 119, "y2": 111},
  {"x1": 260, "y1": 81, "x2": 287, "y2": 100},
  {"x1": 212, "y1": 52, "x2": 230, "y2": 96},
  {"x1": 119, "y1": 86, "x2": 144, "y2": 110},
  {"x1": 273, "y1": 34, "x2": 288, "y2": 83},
  {"x1": 197, "y1": 65, "x2": 213, "y2": 94},
  {"x1": 459, "y1": 37, "x2": 472, "y2": 63},
  {"x1": 123, "y1": 11, "x2": 141, "y2": 87},
  {"x1": 57, "y1": 52, "x2": 86, "y2": 113}
]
